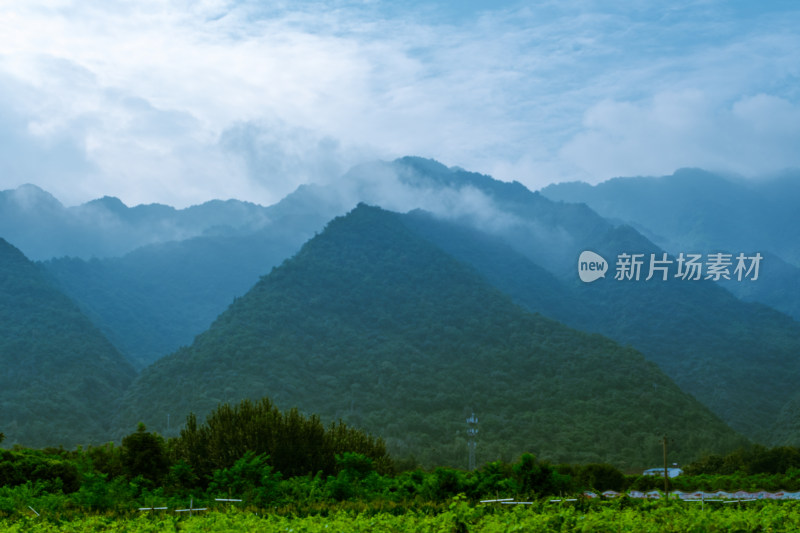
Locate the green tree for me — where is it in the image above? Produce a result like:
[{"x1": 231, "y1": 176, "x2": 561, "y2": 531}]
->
[
  {"x1": 121, "y1": 423, "x2": 169, "y2": 484},
  {"x1": 164, "y1": 459, "x2": 199, "y2": 496},
  {"x1": 208, "y1": 451, "x2": 281, "y2": 505},
  {"x1": 577, "y1": 463, "x2": 626, "y2": 492},
  {"x1": 335, "y1": 452, "x2": 375, "y2": 479},
  {"x1": 174, "y1": 396, "x2": 390, "y2": 482},
  {"x1": 511, "y1": 453, "x2": 570, "y2": 498}
]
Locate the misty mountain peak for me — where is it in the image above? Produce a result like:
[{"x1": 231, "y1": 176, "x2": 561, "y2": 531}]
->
[
  {"x1": 84, "y1": 195, "x2": 129, "y2": 213},
  {"x1": 0, "y1": 185, "x2": 276, "y2": 260},
  {"x1": 1, "y1": 184, "x2": 63, "y2": 212}
]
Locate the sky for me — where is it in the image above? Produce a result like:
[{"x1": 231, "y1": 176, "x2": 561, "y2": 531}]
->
[{"x1": 0, "y1": 0, "x2": 799, "y2": 208}]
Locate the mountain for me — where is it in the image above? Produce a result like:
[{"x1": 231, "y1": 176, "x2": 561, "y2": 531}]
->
[
  {"x1": 341, "y1": 157, "x2": 614, "y2": 278},
  {"x1": 370, "y1": 163, "x2": 800, "y2": 444},
  {"x1": 0, "y1": 239, "x2": 136, "y2": 448},
  {"x1": 41, "y1": 184, "x2": 343, "y2": 368},
  {"x1": 399, "y1": 211, "x2": 800, "y2": 444},
  {"x1": 717, "y1": 251, "x2": 800, "y2": 321},
  {"x1": 37, "y1": 157, "x2": 800, "y2": 445},
  {"x1": 38, "y1": 157, "x2": 609, "y2": 365},
  {"x1": 540, "y1": 169, "x2": 800, "y2": 262},
  {"x1": 540, "y1": 168, "x2": 800, "y2": 319},
  {"x1": 0, "y1": 184, "x2": 274, "y2": 261},
  {"x1": 43, "y1": 228, "x2": 311, "y2": 369},
  {"x1": 115, "y1": 204, "x2": 745, "y2": 469}
]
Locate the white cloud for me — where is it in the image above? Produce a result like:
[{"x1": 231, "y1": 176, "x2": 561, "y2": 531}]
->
[
  {"x1": 0, "y1": 1, "x2": 798, "y2": 206},
  {"x1": 559, "y1": 92, "x2": 800, "y2": 181}
]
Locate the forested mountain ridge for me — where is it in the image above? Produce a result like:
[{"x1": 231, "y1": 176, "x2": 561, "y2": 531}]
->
[
  {"x1": 34, "y1": 158, "x2": 800, "y2": 447},
  {"x1": 8, "y1": 158, "x2": 800, "y2": 451},
  {"x1": 37, "y1": 156, "x2": 619, "y2": 366},
  {"x1": 115, "y1": 204, "x2": 745, "y2": 469},
  {"x1": 399, "y1": 210, "x2": 800, "y2": 444},
  {"x1": 0, "y1": 238, "x2": 136, "y2": 447},
  {"x1": 341, "y1": 157, "x2": 615, "y2": 277}
]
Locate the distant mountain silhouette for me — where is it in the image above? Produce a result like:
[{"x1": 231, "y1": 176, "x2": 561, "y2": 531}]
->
[
  {"x1": 0, "y1": 184, "x2": 273, "y2": 260},
  {"x1": 541, "y1": 168, "x2": 800, "y2": 319}
]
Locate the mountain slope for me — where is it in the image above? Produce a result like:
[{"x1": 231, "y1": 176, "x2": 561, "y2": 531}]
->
[
  {"x1": 115, "y1": 204, "x2": 744, "y2": 469},
  {"x1": 399, "y1": 210, "x2": 800, "y2": 444},
  {"x1": 43, "y1": 228, "x2": 309, "y2": 369},
  {"x1": 342, "y1": 157, "x2": 614, "y2": 277},
  {"x1": 0, "y1": 239, "x2": 136, "y2": 447}
]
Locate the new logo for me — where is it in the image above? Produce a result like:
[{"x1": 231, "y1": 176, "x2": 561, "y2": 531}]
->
[{"x1": 578, "y1": 251, "x2": 607, "y2": 283}]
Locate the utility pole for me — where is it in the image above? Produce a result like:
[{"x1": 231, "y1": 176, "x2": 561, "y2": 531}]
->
[
  {"x1": 662, "y1": 435, "x2": 669, "y2": 499},
  {"x1": 466, "y1": 413, "x2": 478, "y2": 471}
]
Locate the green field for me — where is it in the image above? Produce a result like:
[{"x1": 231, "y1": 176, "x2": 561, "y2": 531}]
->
[{"x1": 4, "y1": 501, "x2": 800, "y2": 532}]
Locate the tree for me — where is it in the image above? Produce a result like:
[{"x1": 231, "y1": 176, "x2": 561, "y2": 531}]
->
[
  {"x1": 174, "y1": 396, "x2": 391, "y2": 482},
  {"x1": 121, "y1": 423, "x2": 169, "y2": 484},
  {"x1": 208, "y1": 451, "x2": 281, "y2": 504},
  {"x1": 577, "y1": 463, "x2": 626, "y2": 492},
  {"x1": 511, "y1": 453, "x2": 570, "y2": 497}
]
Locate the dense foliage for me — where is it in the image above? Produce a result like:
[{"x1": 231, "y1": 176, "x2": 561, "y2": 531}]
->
[
  {"x1": 4, "y1": 399, "x2": 800, "y2": 530},
  {"x1": 686, "y1": 445, "x2": 800, "y2": 476},
  {"x1": 115, "y1": 204, "x2": 745, "y2": 469},
  {"x1": 173, "y1": 397, "x2": 391, "y2": 480},
  {"x1": 9, "y1": 504, "x2": 800, "y2": 533},
  {"x1": 400, "y1": 206, "x2": 800, "y2": 445},
  {"x1": 5, "y1": 435, "x2": 800, "y2": 531},
  {"x1": 0, "y1": 239, "x2": 136, "y2": 448},
  {"x1": 1, "y1": 398, "x2": 634, "y2": 519},
  {"x1": 7, "y1": 502, "x2": 800, "y2": 533}
]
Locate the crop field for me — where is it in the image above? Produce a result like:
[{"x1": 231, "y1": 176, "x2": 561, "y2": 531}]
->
[{"x1": 4, "y1": 501, "x2": 800, "y2": 532}]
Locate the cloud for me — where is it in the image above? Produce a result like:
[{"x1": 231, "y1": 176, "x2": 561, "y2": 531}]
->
[
  {"x1": 219, "y1": 118, "x2": 378, "y2": 201},
  {"x1": 0, "y1": 70, "x2": 96, "y2": 196},
  {"x1": 559, "y1": 92, "x2": 800, "y2": 181},
  {"x1": 0, "y1": 1, "x2": 798, "y2": 206}
]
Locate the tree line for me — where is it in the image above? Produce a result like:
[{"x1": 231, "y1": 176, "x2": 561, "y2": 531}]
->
[{"x1": 3, "y1": 396, "x2": 800, "y2": 518}]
